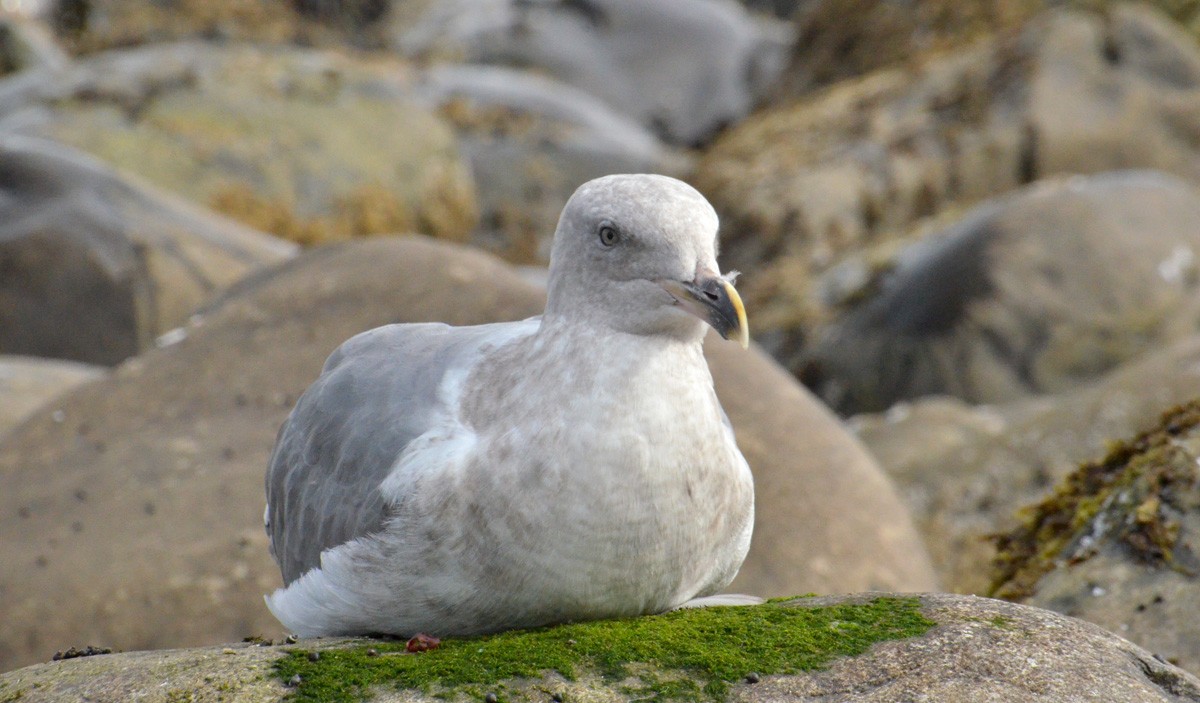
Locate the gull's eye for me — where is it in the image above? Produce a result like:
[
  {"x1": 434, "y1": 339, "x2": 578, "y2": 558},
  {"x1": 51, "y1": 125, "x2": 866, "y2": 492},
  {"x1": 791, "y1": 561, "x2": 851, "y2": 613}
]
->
[{"x1": 598, "y1": 223, "x2": 620, "y2": 247}]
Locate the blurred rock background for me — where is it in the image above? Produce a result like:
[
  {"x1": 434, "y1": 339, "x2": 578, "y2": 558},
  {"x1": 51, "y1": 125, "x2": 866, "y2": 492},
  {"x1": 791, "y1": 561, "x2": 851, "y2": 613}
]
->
[{"x1": 2, "y1": 0, "x2": 1200, "y2": 682}]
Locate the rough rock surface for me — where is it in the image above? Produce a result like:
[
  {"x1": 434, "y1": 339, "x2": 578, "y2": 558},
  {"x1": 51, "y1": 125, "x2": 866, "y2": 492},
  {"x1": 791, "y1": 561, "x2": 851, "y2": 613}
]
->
[
  {"x1": 802, "y1": 171, "x2": 1200, "y2": 414},
  {"x1": 695, "y1": 5, "x2": 1200, "y2": 371},
  {"x1": 2, "y1": 594, "x2": 1197, "y2": 702},
  {"x1": 856, "y1": 333, "x2": 1200, "y2": 595},
  {"x1": 0, "y1": 236, "x2": 933, "y2": 673},
  {"x1": 0, "y1": 135, "x2": 295, "y2": 365},
  {"x1": 0, "y1": 356, "x2": 104, "y2": 440},
  {"x1": 1, "y1": 41, "x2": 478, "y2": 247},
  {"x1": 991, "y1": 400, "x2": 1200, "y2": 676},
  {"x1": 394, "y1": 0, "x2": 792, "y2": 146}
]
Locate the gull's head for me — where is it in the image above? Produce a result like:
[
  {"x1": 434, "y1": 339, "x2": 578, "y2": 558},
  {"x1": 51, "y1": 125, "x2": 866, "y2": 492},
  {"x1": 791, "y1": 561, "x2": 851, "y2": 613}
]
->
[{"x1": 546, "y1": 174, "x2": 748, "y2": 348}]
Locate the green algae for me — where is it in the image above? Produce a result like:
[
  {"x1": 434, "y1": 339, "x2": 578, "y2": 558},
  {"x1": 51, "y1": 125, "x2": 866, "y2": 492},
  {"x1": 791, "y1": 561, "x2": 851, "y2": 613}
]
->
[{"x1": 274, "y1": 596, "x2": 935, "y2": 703}]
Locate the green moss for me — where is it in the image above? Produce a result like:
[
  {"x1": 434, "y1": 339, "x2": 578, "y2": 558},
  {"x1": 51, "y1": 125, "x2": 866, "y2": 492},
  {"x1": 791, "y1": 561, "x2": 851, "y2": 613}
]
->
[
  {"x1": 989, "y1": 401, "x2": 1200, "y2": 599},
  {"x1": 274, "y1": 596, "x2": 935, "y2": 703}
]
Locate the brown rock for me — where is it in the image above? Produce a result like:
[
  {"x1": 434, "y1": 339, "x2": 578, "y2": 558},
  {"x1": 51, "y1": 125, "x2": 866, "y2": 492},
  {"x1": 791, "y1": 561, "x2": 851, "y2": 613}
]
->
[
  {"x1": 709, "y1": 338, "x2": 936, "y2": 597},
  {"x1": 0, "y1": 356, "x2": 104, "y2": 441},
  {"x1": 0, "y1": 135, "x2": 295, "y2": 365},
  {"x1": 0, "y1": 236, "x2": 932, "y2": 672},
  {"x1": 695, "y1": 5, "x2": 1200, "y2": 372}
]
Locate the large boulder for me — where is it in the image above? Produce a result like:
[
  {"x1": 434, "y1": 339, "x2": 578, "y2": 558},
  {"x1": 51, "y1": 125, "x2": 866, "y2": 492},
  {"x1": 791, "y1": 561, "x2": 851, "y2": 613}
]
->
[
  {"x1": 991, "y1": 400, "x2": 1200, "y2": 676},
  {"x1": 394, "y1": 0, "x2": 792, "y2": 146},
  {"x1": 855, "y1": 332, "x2": 1200, "y2": 594},
  {"x1": 695, "y1": 5, "x2": 1200, "y2": 371},
  {"x1": 0, "y1": 236, "x2": 933, "y2": 673},
  {"x1": 0, "y1": 356, "x2": 104, "y2": 440},
  {"x1": 2, "y1": 594, "x2": 1197, "y2": 702},
  {"x1": 1, "y1": 41, "x2": 478, "y2": 247},
  {"x1": 801, "y1": 171, "x2": 1200, "y2": 413},
  {"x1": 0, "y1": 135, "x2": 295, "y2": 365}
]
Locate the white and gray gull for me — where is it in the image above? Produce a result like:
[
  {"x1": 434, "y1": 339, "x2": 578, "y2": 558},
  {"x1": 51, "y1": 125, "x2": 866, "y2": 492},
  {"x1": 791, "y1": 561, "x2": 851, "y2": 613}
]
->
[{"x1": 264, "y1": 173, "x2": 754, "y2": 637}]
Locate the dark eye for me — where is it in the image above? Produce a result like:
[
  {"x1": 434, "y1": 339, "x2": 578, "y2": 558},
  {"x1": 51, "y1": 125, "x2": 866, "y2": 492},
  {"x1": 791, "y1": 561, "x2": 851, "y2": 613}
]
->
[{"x1": 598, "y1": 223, "x2": 619, "y2": 247}]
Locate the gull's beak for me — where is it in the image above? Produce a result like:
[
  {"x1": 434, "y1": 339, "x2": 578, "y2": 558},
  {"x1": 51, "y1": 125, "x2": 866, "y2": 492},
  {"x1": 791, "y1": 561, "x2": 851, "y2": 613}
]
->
[{"x1": 658, "y1": 272, "x2": 749, "y2": 349}]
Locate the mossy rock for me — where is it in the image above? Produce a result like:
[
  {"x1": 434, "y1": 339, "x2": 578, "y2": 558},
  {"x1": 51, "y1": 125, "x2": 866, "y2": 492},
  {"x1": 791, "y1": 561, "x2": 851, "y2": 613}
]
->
[
  {"x1": 989, "y1": 399, "x2": 1200, "y2": 673},
  {"x1": 989, "y1": 400, "x2": 1200, "y2": 599},
  {"x1": 3, "y1": 593, "x2": 1197, "y2": 702},
  {"x1": 48, "y1": 0, "x2": 387, "y2": 55},
  {"x1": 15, "y1": 41, "x2": 477, "y2": 247}
]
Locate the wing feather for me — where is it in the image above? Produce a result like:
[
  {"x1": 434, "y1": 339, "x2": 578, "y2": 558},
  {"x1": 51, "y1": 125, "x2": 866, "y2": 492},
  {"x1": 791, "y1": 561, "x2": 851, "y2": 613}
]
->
[{"x1": 265, "y1": 319, "x2": 537, "y2": 584}]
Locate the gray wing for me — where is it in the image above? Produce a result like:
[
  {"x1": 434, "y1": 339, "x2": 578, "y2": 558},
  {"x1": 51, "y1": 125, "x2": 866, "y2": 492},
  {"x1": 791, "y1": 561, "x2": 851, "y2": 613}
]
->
[{"x1": 265, "y1": 319, "x2": 535, "y2": 585}]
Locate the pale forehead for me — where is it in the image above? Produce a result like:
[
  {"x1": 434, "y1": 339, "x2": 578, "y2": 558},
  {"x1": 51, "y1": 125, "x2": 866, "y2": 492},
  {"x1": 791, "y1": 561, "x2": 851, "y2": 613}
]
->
[{"x1": 568, "y1": 174, "x2": 719, "y2": 243}]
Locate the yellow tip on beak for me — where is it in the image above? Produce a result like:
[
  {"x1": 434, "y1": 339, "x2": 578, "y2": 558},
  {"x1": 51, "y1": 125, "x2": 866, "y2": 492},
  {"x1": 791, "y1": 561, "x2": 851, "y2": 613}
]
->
[{"x1": 720, "y1": 278, "x2": 750, "y2": 349}]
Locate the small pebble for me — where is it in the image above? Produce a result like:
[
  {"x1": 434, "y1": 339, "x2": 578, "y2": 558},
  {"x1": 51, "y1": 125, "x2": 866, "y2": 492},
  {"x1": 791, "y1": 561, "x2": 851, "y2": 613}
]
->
[
  {"x1": 289, "y1": 674, "x2": 302, "y2": 687},
  {"x1": 308, "y1": 651, "x2": 321, "y2": 662},
  {"x1": 285, "y1": 635, "x2": 298, "y2": 644},
  {"x1": 366, "y1": 648, "x2": 379, "y2": 657},
  {"x1": 485, "y1": 693, "x2": 498, "y2": 703},
  {"x1": 744, "y1": 672, "x2": 761, "y2": 684}
]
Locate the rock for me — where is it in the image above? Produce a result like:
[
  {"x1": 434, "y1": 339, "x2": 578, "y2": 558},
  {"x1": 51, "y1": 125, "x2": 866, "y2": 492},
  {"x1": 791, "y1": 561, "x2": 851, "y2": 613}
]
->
[
  {"x1": 44, "y1": 0, "x2": 368, "y2": 54},
  {"x1": 2, "y1": 594, "x2": 1197, "y2": 702},
  {"x1": 803, "y1": 171, "x2": 1200, "y2": 414},
  {"x1": 855, "y1": 333, "x2": 1200, "y2": 595},
  {"x1": 775, "y1": 0, "x2": 1039, "y2": 97},
  {"x1": 990, "y1": 400, "x2": 1200, "y2": 676},
  {"x1": 0, "y1": 134, "x2": 295, "y2": 365},
  {"x1": 0, "y1": 236, "x2": 933, "y2": 672},
  {"x1": 410, "y1": 64, "x2": 686, "y2": 263},
  {"x1": 0, "y1": 356, "x2": 104, "y2": 440},
  {"x1": 1, "y1": 41, "x2": 478, "y2": 247},
  {"x1": 695, "y1": 5, "x2": 1200, "y2": 367},
  {"x1": 706, "y1": 336, "x2": 936, "y2": 598},
  {"x1": 394, "y1": 0, "x2": 792, "y2": 146},
  {"x1": 0, "y1": 15, "x2": 69, "y2": 76}
]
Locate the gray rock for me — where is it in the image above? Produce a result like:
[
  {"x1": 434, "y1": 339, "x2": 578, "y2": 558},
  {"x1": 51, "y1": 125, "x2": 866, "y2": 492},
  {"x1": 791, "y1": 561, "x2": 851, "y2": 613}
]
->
[
  {"x1": 2, "y1": 594, "x2": 1196, "y2": 702},
  {"x1": 856, "y1": 333, "x2": 1200, "y2": 595},
  {"x1": 0, "y1": 356, "x2": 103, "y2": 440},
  {"x1": 395, "y1": 0, "x2": 792, "y2": 146},
  {"x1": 411, "y1": 64, "x2": 687, "y2": 262},
  {"x1": 804, "y1": 171, "x2": 1200, "y2": 413},
  {"x1": 0, "y1": 134, "x2": 295, "y2": 365},
  {"x1": 0, "y1": 236, "x2": 933, "y2": 673}
]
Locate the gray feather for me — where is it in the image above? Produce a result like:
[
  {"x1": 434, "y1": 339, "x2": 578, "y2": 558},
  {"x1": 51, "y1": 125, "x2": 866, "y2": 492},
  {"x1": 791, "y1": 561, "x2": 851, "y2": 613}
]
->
[{"x1": 265, "y1": 320, "x2": 535, "y2": 584}]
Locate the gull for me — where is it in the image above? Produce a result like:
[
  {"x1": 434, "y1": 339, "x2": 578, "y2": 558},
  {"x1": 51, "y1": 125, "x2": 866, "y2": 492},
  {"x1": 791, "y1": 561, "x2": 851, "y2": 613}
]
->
[{"x1": 264, "y1": 173, "x2": 754, "y2": 637}]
